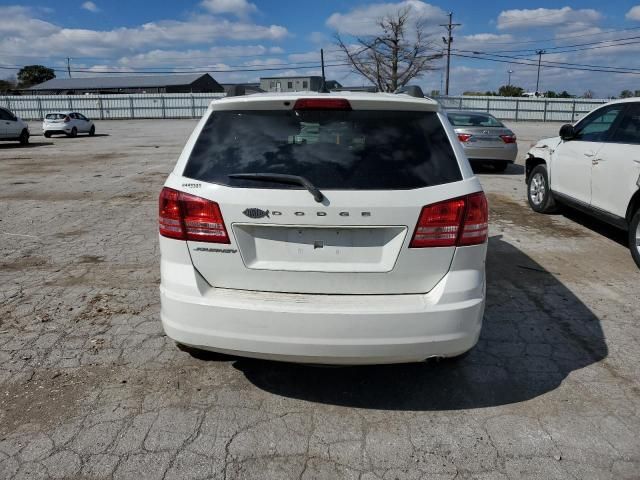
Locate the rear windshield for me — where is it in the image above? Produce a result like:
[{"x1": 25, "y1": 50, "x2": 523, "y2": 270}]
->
[
  {"x1": 45, "y1": 113, "x2": 66, "y2": 120},
  {"x1": 448, "y1": 113, "x2": 504, "y2": 127},
  {"x1": 183, "y1": 110, "x2": 462, "y2": 190}
]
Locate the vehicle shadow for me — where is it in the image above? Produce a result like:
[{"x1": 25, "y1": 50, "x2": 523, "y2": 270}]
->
[
  {"x1": 560, "y1": 207, "x2": 628, "y2": 248},
  {"x1": 194, "y1": 234, "x2": 606, "y2": 410},
  {"x1": 471, "y1": 163, "x2": 524, "y2": 176},
  {"x1": 0, "y1": 142, "x2": 53, "y2": 149}
]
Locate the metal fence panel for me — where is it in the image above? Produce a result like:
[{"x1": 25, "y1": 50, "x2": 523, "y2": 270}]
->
[
  {"x1": 0, "y1": 93, "x2": 610, "y2": 122},
  {"x1": 0, "y1": 93, "x2": 226, "y2": 120},
  {"x1": 436, "y1": 95, "x2": 608, "y2": 122}
]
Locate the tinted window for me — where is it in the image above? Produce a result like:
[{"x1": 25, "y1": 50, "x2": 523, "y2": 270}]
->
[
  {"x1": 184, "y1": 110, "x2": 462, "y2": 190},
  {"x1": 610, "y1": 104, "x2": 640, "y2": 145},
  {"x1": 447, "y1": 113, "x2": 504, "y2": 127},
  {"x1": 0, "y1": 109, "x2": 14, "y2": 121},
  {"x1": 46, "y1": 113, "x2": 66, "y2": 119},
  {"x1": 575, "y1": 105, "x2": 625, "y2": 142}
]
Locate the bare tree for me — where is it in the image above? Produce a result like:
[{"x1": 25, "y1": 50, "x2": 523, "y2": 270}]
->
[{"x1": 335, "y1": 7, "x2": 442, "y2": 92}]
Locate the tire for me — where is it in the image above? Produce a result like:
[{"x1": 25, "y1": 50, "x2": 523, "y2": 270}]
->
[
  {"x1": 19, "y1": 129, "x2": 29, "y2": 145},
  {"x1": 44, "y1": 131, "x2": 51, "y2": 138},
  {"x1": 492, "y1": 161, "x2": 509, "y2": 172},
  {"x1": 527, "y1": 164, "x2": 557, "y2": 213},
  {"x1": 68, "y1": 127, "x2": 77, "y2": 138},
  {"x1": 89, "y1": 125, "x2": 95, "y2": 136},
  {"x1": 629, "y1": 208, "x2": 640, "y2": 269}
]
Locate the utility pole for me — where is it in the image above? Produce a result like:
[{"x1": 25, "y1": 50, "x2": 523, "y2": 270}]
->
[
  {"x1": 508, "y1": 69, "x2": 513, "y2": 86},
  {"x1": 441, "y1": 12, "x2": 461, "y2": 96},
  {"x1": 66, "y1": 57, "x2": 72, "y2": 78},
  {"x1": 320, "y1": 48, "x2": 325, "y2": 83},
  {"x1": 535, "y1": 50, "x2": 545, "y2": 95}
]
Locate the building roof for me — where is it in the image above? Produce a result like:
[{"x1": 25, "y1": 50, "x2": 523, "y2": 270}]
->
[{"x1": 29, "y1": 73, "x2": 213, "y2": 91}]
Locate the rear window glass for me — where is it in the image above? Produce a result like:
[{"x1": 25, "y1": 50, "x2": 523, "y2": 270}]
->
[
  {"x1": 183, "y1": 110, "x2": 461, "y2": 190},
  {"x1": 46, "y1": 113, "x2": 66, "y2": 119},
  {"x1": 448, "y1": 113, "x2": 504, "y2": 127}
]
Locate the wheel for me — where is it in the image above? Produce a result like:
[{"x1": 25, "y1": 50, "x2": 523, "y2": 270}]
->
[
  {"x1": 89, "y1": 125, "x2": 95, "y2": 136},
  {"x1": 492, "y1": 161, "x2": 509, "y2": 172},
  {"x1": 630, "y1": 209, "x2": 640, "y2": 269},
  {"x1": 44, "y1": 131, "x2": 51, "y2": 138},
  {"x1": 19, "y1": 129, "x2": 29, "y2": 145},
  {"x1": 68, "y1": 127, "x2": 77, "y2": 138},
  {"x1": 527, "y1": 164, "x2": 557, "y2": 213}
]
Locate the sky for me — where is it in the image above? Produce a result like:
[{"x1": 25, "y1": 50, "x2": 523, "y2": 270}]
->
[{"x1": 1, "y1": 0, "x2": 640, "y2": 97}]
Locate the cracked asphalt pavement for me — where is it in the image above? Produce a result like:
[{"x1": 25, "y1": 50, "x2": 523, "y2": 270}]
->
[{"x1": 0, "y1": 120, "x2": 639, "y2": 479}]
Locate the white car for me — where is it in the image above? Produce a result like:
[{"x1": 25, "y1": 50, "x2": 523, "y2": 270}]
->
[
  {"x1": 0, "y1": 107, "x2": 29, "y2": 145},
  {"x1": 43, "y1": 112, "x2": 95, "y2": 138},
  {"x1": 159, "y1": 90, "x2": 488, "y2": 365},
  {"x1": 526, "y1": 98, "x2": 640, "y2": 268}
]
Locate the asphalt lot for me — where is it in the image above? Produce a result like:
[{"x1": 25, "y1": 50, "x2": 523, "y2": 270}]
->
[{"x1": 1, "y1": 119, "x2": 639, "y2": 480}]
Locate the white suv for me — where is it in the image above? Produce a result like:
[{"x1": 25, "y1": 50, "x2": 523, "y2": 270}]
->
[
  {"x1": 0, "y1": 107, "x2": 29, "y2": 145},
  {"x1": 526, "y1": 99, "x2": 640, "y2": 268},
  {"x1": 159, "y1": 91, "x2": 488, "y2": 365}
]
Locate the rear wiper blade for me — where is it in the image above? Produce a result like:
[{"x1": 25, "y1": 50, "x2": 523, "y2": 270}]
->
[{"x1": 228, "y1": 173, "x2": 325, "y2": 203}]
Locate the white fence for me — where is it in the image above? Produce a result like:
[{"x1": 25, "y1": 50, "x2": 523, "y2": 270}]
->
[
  {"x1": 1, "y1": 93, "x2": 608, "y2": 122},
  {"x1": 436, "y1": 95, "x2": 608, "y2": 122},
  {"x1": 0, "y1": 93, "x2": 226, "y2": 121}
]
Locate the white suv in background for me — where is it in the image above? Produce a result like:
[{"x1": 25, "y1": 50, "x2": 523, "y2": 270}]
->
[
  {"x1": 159, "y1": 90, "x2": 488, "y2": 365},
  {"x1": 43, "y1": 112, "x2": 95, "y2": 138},
  {"x1": 526, "y1": 98, "x2": 640, "y2": 268},
  {"x1": 0, "y1": 107, "x2": 29, "y2": 145}
]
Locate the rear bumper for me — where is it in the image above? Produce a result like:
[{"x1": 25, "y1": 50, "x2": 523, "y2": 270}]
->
[
  {"x1": 160, "y1": 239, "x2": 486, "y2": 365},
  {"x1": 464, "y1": 144, "x2": 517, "y2": 162},
  {"x1": 42, "y1": 125, "x2": 72, "y2": 134}
]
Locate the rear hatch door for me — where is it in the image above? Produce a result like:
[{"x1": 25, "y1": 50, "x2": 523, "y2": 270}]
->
[{"x1": 178, "y1": 99, "x2": 471, "y2": 294}]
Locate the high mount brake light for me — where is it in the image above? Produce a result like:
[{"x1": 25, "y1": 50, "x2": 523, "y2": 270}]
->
[
  {"x1": 293, "y1": 98, "x2": 352, "y2": 111},
  {"x1": 159, "y1": 187, "x2": 230, "y2": 244},
  {"x1": 409, "y1": 192, "x2": 488, "y2": 248}
]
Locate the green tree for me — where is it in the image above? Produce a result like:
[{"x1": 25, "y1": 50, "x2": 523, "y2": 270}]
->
[
  {"x1": 620, "y1": 90, "x2": 634, "y2": 98},
  {"x1": 0, "y1": 78, "x2": 15, "y2": 92},
  {"x1": 17, "y1": 65, "x2": 55, "y2": 88},
  {"x1": 558, "y1": 91, "x2": 573, "y2": 98},
  {"x1": 497, "y1": 85, "x2": 524, "y2": 97}
]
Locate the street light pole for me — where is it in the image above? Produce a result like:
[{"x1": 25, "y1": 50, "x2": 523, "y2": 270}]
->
[
  {"x1": 535, "y1": 50, "x2": 545, "y2": 95},
  {"x1": 508, "y1": 69, "x2": 513, "y2": 86}
]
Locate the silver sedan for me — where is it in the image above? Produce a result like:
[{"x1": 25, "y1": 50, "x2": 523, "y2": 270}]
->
[{"x1": 447, "y1": 111, "x2": 517, "y2": 172}]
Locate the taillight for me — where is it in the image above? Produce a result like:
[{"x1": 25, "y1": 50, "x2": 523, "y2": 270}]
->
[
  {"x1": 457, "y1": 133, "x2": 472, "y2": 142},
  {"x1": 159, "y1": 187, "x2": 230, "y2": 244},
  {"x1": 293, "y1": 98, "x2": 352, "y2": 110},
  {"x1": 63, "y1": 116, "x2": 71, "y2": 123},
  {"x1": 410, "y1": 192, "x2": 488, "y2": 248},
  {"x1": 500, "y1": 134, "x2": 516, "y2": 144}
]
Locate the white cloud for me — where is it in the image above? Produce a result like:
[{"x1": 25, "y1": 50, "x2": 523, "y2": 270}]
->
[
  {"x1": 81, "y1": 2, "x2": 100, "y2": 13},
  {"x1": 626, "y1": 5, "x2": 640, "y2": 21},
  {"x1": 497, "y1": 7, "x2": 602, "y2": 30},
  {"x1": 326, "y1": 1, "x2": 447, "y2": 36},
  {"x1": 0, "y1": 7, "x2": 289, "y2": 61},
  {"x1": 201, "y1": 0, "x2": 257, "y2": 17}
]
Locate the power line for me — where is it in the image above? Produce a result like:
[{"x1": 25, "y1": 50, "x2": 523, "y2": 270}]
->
[
  {"x1": 464, "y1": 34, "x2": 640, "y2": 54},
  {"x1": 450, "y1": 52, "x2": 640, "y2": 75},
  {"x1": 464, "y1": 25, "x2": 640, "y2": 46}
]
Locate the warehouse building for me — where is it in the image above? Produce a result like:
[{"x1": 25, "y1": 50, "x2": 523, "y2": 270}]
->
[
  {"x1": 27, "y1": 73, "x2": 224, "y2": 95},
  {"x1": 260, "y1": 76, "x2": 342, "y2": 92}
]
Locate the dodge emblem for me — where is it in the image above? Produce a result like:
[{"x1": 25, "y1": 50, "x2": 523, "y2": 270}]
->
[{"x1": 243, "y1": 208, "x2": 270, "y2": 219}]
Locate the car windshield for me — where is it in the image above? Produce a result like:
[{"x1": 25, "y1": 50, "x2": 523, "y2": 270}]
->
[
  {"x1": 46, "y1": 114, "x2": 66, "y2": 120},
  {"x1": 183, "y1": 109, "x2": 462, "y2": 190},
  {"x1": 448, "y1": 113, "x2": 504, "y2": 128}
]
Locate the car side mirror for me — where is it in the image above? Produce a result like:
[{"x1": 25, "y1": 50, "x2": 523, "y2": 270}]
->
[{"x1": 559, "y1": 124, "x2": 576, "y2": 141}]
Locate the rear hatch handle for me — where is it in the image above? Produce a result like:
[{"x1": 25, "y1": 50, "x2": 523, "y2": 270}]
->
[{"x1": 228, "y1": 173, "x2": 325, "y2": 203}]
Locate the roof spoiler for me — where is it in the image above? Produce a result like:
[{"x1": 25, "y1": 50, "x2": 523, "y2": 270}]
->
[{"x1": 394, "y1": 85, "x2": 425, "y2": 98}]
